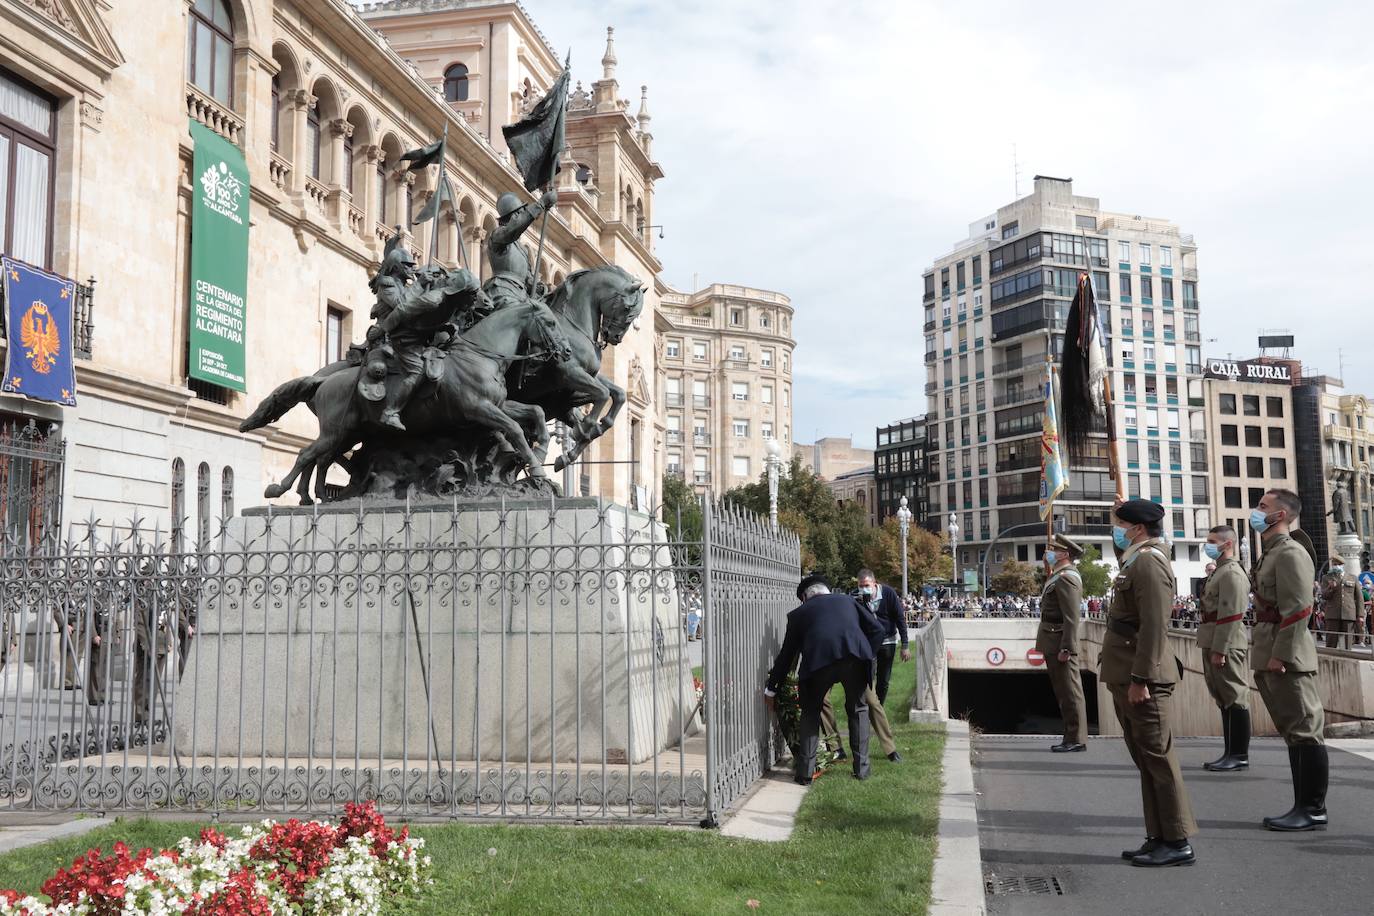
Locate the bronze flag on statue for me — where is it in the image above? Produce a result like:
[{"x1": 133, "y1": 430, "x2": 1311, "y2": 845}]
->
[{"x1": 502, "y1": 64, "x2": 570, "y2": 191}]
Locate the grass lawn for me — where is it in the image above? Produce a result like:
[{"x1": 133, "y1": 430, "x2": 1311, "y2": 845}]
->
[{"x1": 0, "y1": 661, "x2": 943, "y2": 915}]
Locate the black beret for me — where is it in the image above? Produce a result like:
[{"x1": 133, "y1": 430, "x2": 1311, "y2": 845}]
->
[
  {"x1": 797, "y1": 572, "x2": 831, "y2": 601},
  {"x1": 1116, "y1": 498, "x2": 1165, "y2": 525}
]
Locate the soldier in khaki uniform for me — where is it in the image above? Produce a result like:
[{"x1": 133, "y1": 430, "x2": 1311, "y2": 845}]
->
[
  {"x1": 1103, "y1": 499, "x2": 1198, "y2": 867},
  {"x1": 1198, "y1": 525, "x2": 1251, "y2": 771},
  {"x1": 1319, "y1": 557, "x2": 1360, "y2": 649},
  {"x1": 1038, "y1": 533, "x2": 1086, "y2": 752},
  {"x1": 1249, "y1": 488, "x2": 1328, "y2": 831}
]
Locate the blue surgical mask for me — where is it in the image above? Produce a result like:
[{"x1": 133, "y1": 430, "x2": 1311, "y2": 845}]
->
[
  {"x1": 859, "y1": 585, "x2": 875, "y2": 598},
  {"x1": 1249, "y1": 509, "x2": 1271, "y2": 533},
  {"x1": 1203, "y1": 543, "x2": 1222, "y2": 561},
  {"x1": 1044, "y1": 550, "x2": 1059, "y2": 566},
  {"x1": 1112, "y1": 526, "x2": 1131, "y2": 551}
]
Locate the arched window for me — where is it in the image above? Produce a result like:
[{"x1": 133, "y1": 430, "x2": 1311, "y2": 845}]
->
[
  {"x1": 575, "y1": 163, "x2": 592, "y2": 186},
  {"x1": 196, "y1": 462, "x2": 211, "y2": 546},
  {"x1": 220, "y1": 466, "x2": 234, "y2": 524},
  {"x1": 170, "y1": 458, "x2": 186, "y2": 547},
  {"x1": 443, "y1": 64, "x2": 469, "y2": 103},
  {"x1": 405, "y1": 181, "x2": 414, "y2": 229},
  {"x1": 270, "y1": 73, "x2": 281, "y2": 152},
  {"x1": 343, "y1": 129, "x2": 354, "y2": 194},
  {"x1": 376, "y1": 159, "x2": 388, "y2": 224},
  {"x1": 306, "y1": 103, "x2": 321, "y2": 179},
  {"x1": 187, "y1": 0, "x2": 234, "y2": 106}
]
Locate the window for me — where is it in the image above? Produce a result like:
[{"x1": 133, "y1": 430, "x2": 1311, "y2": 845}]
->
[
  {"x1": 220, "y1": 466, "x2": 234, "y2": 523},
  {"x1": 1117, "y1": 240, "x2": 1131, "y2": 262},
  {"x1": 666, "y1": 339, "x2": 680, "y2": 358},
  {"x1": 730, "y1": 308, "x2": 743, "y2": 326},
  {"x1": 1219, "y1": 393, "x2": 1236, "y2": 415},
  {"x1": 0, "y1": 69, "x2": 56, "y2": 268},
  {"x1": 761, "y1": 384, "x2": 774, "y2": 404},
  {"x1": 376, "y1": 158, "x2": 388, "y2": 224},
  {"x1": 1160, "y1": 246, "x2": 1172, "y2": 268},
  {"x1": 729, "y1": 344, "x2": 745, "y2": 361},
  {"x1": 1143, "y1": 343, "x2": 1156, "y2": 362},
  {"x1": 1171, "y1": 476, "x2": 1183, "y2": 500},
  {"x1": 731, "y1": 382, "x2": 749, "y2": 401},
  {"x1": 271, "y1": 74, "x2": 281, "y2": 152},
  {"x1": 1093, "y1": 271, "x2": 1110, "y2": 300},
  {"x1": 692, "y1": 379, "x2": 707, "y2": 404},
  {"x1": 731, "y1": 458, "x2": 749, "y2": 478},
  {"x1": 1222, "y1": 455, "x2": 1240, "y2": 477},
  {"x1": 1192, "y1": 475, "x2": 1208, "y2": 502},
  {"x1": 1266, "y1": 396, "x2": 1284, "y2": 417},
  {"x1": 956, "y1": 261, "x2": 966, "y2": 289},
  {"x1": 1139, "y1": 243, "x2": 1151, "y2": 265},
  {"x1": 732, "y1": 420, "x2": 749, "y2": 438},
  {"x1": 171, "y1": 458, "x2": 186, "y2": 544},
  {"x1": 1221, "y1": 424, "x2": 1238, "y2": 446},
  {"x1": 405, "y1": 180, "x2": 413, "y2": 229},
  {"x1": 782, "y1": 352, "x2": 789, "y2": 372},
  {"x1": 196, "y1": 461, "x2": 211, "y2": 546},
  {"x1": 1147, "y1": 441, "x2": 1160, "y2": 463},
  {"x1": 1140, "y1": 276, "x2": 1153, "y2": 299},
  {"x1": 760, "y1": 348, "x2": 774, "y2": 367},
  {"x1": 1160, "y1": 278, "x2": 1173, "y2": 301},
  {"x1": 343, "y1": 128, "x2": 354, "y2": 194},
  {"x1": 761, "y1": 421, "x2": 773, "y2": 439},
  {"x1": 1119, "y1": 273, "x2": 1132, "y2": 297},
  {"x1": 1242, "y1": 394, "x2": 1260, "y2": 416},
  {"x1": 1075, "y1": 214, "x2": 1097, "y2": 229},
  {"x1": 1001, "y1": 220, "x2": 1019, "y2": 239},
  {"x1": 443, "y1": 63, "x2": 469, "y2": 102},
  {"x1": 693, "y1": 341, "x2": 707, "y2": 360},
  {"x1": 1126, "y1": 439, "x2": 1139, "y2": 462},
  {"x1": 972, "y1": 255, "x2": 982, "y2": 281},
  {"x1": 306, "y1": 102, "x2": 321, "y2": 179},
  {"x1": 1246, "y1": 456, "x2": 1264, "y2": 477},
  {"x1": 326, "y1": 306, "x2": 346, "y2": 363},
  {"x1": 1224, "y1": 486, "x2": 1242, "y2": 508},
  {"x1": 667, "y1": 452, "x2": 682, "y2": 473},
  {"x1": 188, "y1": 0, "x2": 234, "y2": 106},
  {"x1": 1244, "y1": 425, "x2": 1261, "y2": 447},
  {"x1": 759, "y1": 313, "x2": 771, "y2": 329},
  {"x1": 1268, "y1": 426, "x2": 1285, "y2": 448},
  {"x1": 1270, "y1": 457, "x2": 1288, "y2": 478}
]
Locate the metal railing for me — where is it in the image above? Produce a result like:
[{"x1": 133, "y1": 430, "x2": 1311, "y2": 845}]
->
[
  {"x1": 0, "y1": 273, "x2": 96, "y2": 360},
  {"x1": 0, "y1": 498, "x2": 799, "y2": 826},
  {"x1": 911, "y1": 614, "x2": 945, "y2": 714}
]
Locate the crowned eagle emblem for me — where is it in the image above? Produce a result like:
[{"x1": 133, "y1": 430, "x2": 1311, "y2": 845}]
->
[{"x1": 19, "y1": 301, "x2": 60, "y2": 374}]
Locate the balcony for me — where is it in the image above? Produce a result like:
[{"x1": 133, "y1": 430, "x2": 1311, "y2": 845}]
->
[
  {"x1": 693, "y1": 472, "x2": 711, "y2": 484},
  {"x1": 723, "y1": 358, "x2": 751, "y2": 370},
  {"x1": 993, "y1": 388, "x2": 1038, "y2": 409},
  {"x1": 693, "y1": 395, "x2": 711, "y2": 407},
  {"x1": 0, "y1": 272, "x2": 96, "y2": 360},
  {"x1": 665, "y1": 393, "x2": 684, "y2": 407},
  {"x1": 666, "y1": 430, "x2": 683, "y2": 444},
  {"x1": 997, "y1": 489, "x2": 1040, "y2": 506},
  {"x1": 185, "y1": 83, "x2": 243, "y2": 145},
  {"x1": 991, "y1": 353, "x2": 1049, "y2": 376},
  {"x1": 693, "y1": 433, "x2": 712, "y2": 445}
]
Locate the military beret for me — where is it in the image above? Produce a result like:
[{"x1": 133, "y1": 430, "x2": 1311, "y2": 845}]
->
[
  {"x1": 1049, "y1": 533, "x2": 1084, "y2": 557},
  {"x1": 1115, "y1": 498, "x2": 1165, "y2": 525},
  {"x1": 796, "y1": 572, "x2": 831, "y2": 601}
]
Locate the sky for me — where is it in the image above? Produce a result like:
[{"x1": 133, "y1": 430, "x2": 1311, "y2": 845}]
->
[{"x1": 521, "y1": 1, "x2": 1374, "y2": 449}]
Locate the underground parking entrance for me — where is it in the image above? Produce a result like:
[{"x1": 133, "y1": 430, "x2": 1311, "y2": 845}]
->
[{"x1": 947, "y1": 668, "x2": 1100, "y2": 735}]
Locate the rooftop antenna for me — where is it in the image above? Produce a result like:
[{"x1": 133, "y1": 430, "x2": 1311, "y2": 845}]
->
[
  {"x1": 1012, "y1": 143, "x2": 1022, "y2": 197},
  {"x1": 1339, "y1": 347, "x2": 1346, "y2": 381}
]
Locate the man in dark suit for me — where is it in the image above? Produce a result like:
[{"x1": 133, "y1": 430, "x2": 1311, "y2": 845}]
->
[
  {"x1": 856, "y1": 568, "x2": 910, "y2": 704},
  {"x1": 765, "y1": 573, "x2": 884, "y2": 783}
]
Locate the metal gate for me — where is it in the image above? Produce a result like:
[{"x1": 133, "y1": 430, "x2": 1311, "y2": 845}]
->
[{"x1": 0, "y1": 497, "x2": 798, "y2": 825}]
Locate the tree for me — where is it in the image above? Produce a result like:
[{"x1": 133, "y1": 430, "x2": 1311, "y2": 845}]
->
[
  {"x1": 1077, "y1": 545, "x2": 1113, "y2": 597},
  {"x1": 661, "y1": 473, "x2": 703, "y2": 566},
  {"x1": 724, "y1": 457, "x2": 880, "y2": 588},
  {"x1": 990, "y1": 558, "x2": 1038, "y2": 597},
  {"x1": 862, "y1": 517, "x2": 952, "y2": 593}
]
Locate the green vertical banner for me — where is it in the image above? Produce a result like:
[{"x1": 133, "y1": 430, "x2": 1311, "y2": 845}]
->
[{"x1": 188, "y1": 121, "x2": 248, "y2": 392}]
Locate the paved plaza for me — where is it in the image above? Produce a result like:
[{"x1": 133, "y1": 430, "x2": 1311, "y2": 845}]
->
[{"x1": 975, "y1": 735, "x2": 1374, "y2": 916}]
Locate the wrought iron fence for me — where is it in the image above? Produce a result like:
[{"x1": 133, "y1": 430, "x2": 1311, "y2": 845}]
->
[
  {"x1": 912, "y1": 614, "x2": 946, "y2": 715},
  {"x1": 0, "y1": 496, "x2": 798, "y2": 826}
]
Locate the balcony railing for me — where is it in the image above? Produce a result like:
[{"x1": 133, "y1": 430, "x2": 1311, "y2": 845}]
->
[
  {"x1": 993, "y1": 389, "x2": 1038, "y2": 409},
  {"x1": 666, "y1": 393, "x2": 684, "y2": 407},
  {"x1": 0, "y1": 270, "x2": 96, "y2": 360},
  {"x1": 991, "y1": 353, "x2": 1049, "y2": 375},
  {"x1": 693, "y1": 433, "x2": 712, "y2": 445},
  {"x1": 666, "y1": 430, "x2": 683, "y2": 444}
]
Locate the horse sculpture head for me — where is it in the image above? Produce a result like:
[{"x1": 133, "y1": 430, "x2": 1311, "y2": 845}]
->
[{"x1": 599, "y1": 273, "x2": 646, "y2": 346}]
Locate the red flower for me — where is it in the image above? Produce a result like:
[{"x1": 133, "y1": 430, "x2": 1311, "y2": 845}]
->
[
  {"x1": 184, "y1": 868, "x2": 274, "y2": 916},
  {"x1": 248, "y1": 819, "x2": 341, "y2": 904},
  {"x1": 41, "y1": 841, "x2": 153, "y2": 912}
]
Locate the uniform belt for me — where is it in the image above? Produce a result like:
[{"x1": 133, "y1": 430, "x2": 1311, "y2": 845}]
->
[
  {"x1": 1215, "y1": 613, "x2": 1244, "y2": 625},
  {"x1": 1201, "y1": 612, "x2": 1217, "y2": 623},
  {"x1": 1106, "y1": 617, "x2": 1138, "y2": 638},
  {"x1": 1252, "y1": 592, "x2": 1280, "y2": 624}
]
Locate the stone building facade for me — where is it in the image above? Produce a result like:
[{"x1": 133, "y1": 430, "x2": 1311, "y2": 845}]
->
[
  {"x1": 793, "y1": 435, "x2": 872, "y2": 481},
  {"x1": 828, "y1": 466, "x2": 877, "y2": 526},
  {"x1": 0, "y1": 0, "x2": 686, "y2": 539},
  {"x1": 657, "y1": 283, "x2": 795, "y2": 492}
]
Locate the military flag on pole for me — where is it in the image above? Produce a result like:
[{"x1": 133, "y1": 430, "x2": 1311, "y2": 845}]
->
[
  {"x1": 1059, "y1": 273, "x2": 1108, "y2": 459},
  {"x1": 1, "y1": 257, "x2": 78, "y2": 406},
  {"x1": 502, "y1": 62, "x2": 570, "y2": 191},
  {"x1": 1039, "y1": 362, "x2": 1068, "y2": 521}
]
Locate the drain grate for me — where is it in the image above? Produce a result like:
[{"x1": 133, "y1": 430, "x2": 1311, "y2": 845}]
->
[{"x1": 985, "y1": 875, "x2": 1065, "y2": 896}]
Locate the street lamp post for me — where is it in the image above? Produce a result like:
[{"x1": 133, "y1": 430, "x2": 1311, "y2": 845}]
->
[
  {"x1": 948, "y1": 512, "x2": 960, "y2": 598},
  {"x1": 765, "y1": 437, "x2": 782, "y2": 532},
  {"x1": 897, "y1": 495, "x2": 912, "y2": 598},
  {"x1": 1239, "y1": 532, "x2": 1250, "y2": 572}
]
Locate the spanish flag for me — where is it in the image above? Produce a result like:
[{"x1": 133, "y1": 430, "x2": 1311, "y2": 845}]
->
[{"x1": 1039, "y1": 362, "x2": 1068, "y2": 521}]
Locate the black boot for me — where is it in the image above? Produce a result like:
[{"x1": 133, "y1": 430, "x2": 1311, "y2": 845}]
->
[
  {"x1": 1202, "y1": 707, "x2": 1231, "y2": 770},
  {"x1": 1209, "y1": 706, "x2": 1250, "y2": 772},
  {"x1": 1264, "y1": 745, "x2": 1328, "y2": 831},
  {"x1": 1121, "y1": 836, "x2": 1160, "y2": 860},
  {"x1": 1131, "y1": 839, "x2": 1195, "y2": 867}
]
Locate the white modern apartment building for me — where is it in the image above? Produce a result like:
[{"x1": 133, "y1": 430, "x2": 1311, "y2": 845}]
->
[{"x1": 921, "y1": 176, "x2": 1207, "y2": 589}]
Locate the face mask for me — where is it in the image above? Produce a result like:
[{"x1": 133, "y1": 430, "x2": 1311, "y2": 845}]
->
[
  {"x1": 859, "y1": 586, "x2": 875, "y2": 598},
  {"x1": 1332, "y1": 566, "x2": 1344, "y2": 575},
  {"x1": 1044, "y1": 550, "x2": 1059, "y2": 566},
  {"x1": 1112, "y1": 526, "x2": 1132, "y2": 551},
  {"x1": 1203, "y1": 543, "x2": 1222, "y2": 561},
  {"x1": 1249, "y1": 509, "x2": 1272, "y2": 533}
]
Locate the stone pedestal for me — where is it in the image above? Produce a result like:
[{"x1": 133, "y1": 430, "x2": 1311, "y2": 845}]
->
[
  {"x1": 173, "y1": 499, "x2": 697, "y2": 764},
  {"x1": 1336, "y1": 532, "x2": 1363, "y2": 579}
]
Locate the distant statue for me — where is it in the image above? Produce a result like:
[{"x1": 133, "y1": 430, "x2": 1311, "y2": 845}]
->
[{"x1": 1329, "y1": 483, "x2": 1357, "y2": 536}]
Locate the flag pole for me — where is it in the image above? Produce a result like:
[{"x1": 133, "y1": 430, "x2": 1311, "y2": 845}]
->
[
  {"x1": 1047, "y1": 357, "x2": 1056, "y2": 544},
  {"x1": 527, "y1": 54, "x2": 569, "y2": 296},
  {"x1": 427, "y1": 122, "x2": 449, "y2": 269}
]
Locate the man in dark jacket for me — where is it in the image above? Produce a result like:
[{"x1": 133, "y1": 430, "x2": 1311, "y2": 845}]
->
[
  {"x1": 856, "y1": 569, "x2": 910, "y2": 704},
  {"x1": 765, "y1": 573, "x2": 885, "y2": 782}
]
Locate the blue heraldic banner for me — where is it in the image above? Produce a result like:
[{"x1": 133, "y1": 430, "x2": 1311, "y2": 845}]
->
[{"x1": 2, "y1": 257, "x2": 77, "y2": 406}]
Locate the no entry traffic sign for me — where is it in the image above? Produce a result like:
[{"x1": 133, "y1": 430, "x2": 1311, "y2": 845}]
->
[
  {"x1": 1026, "y1": 649, "x2": 1045, "y2": 666},
  {"x1": 986, "y1": 647, "x2": 1006, "y2": 666}
]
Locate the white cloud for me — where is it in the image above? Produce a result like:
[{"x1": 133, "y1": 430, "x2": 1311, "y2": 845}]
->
[{"x1": 521, "y1": 1, "x2": 1374, "y2": 443}]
